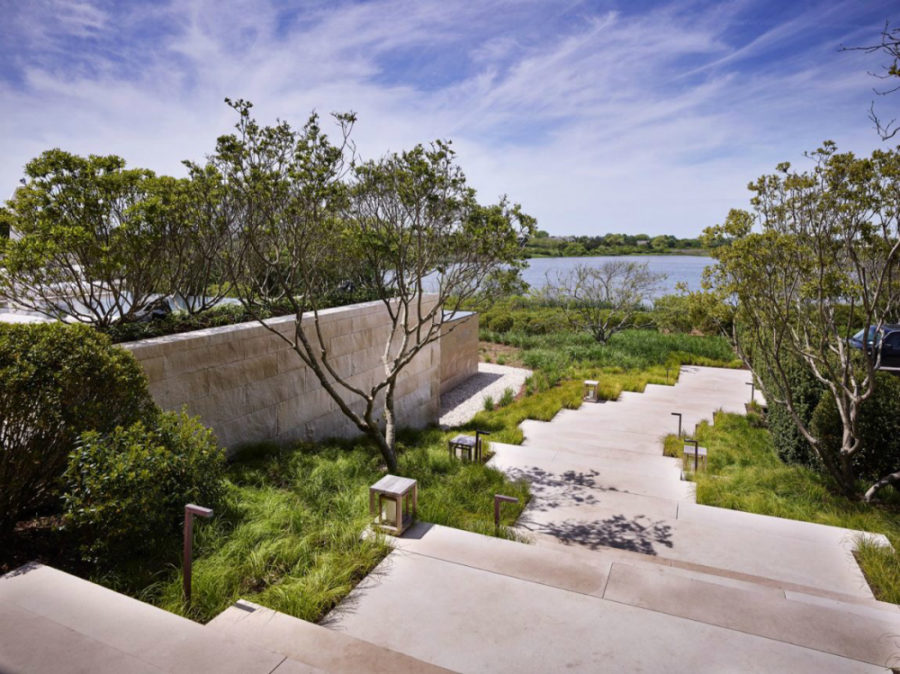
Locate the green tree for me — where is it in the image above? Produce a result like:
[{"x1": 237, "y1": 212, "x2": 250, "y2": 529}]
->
[
  {"x1": 212, "y1": 100, "x2": 533, "y2": 472},
  {"x1": 0, "y1": 150, "x2": 167, "y2": 326},
  {"x1": 705, "y1": 143, "x2": 900, "y2": 499},
  {"x1": 142, "y1": 168, "x2": 233, "y2": 314}
]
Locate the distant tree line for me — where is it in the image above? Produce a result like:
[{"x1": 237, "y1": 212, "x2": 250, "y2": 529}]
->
[{"x1": 523, "y1": 231, "x2": 713, "y2": 257}]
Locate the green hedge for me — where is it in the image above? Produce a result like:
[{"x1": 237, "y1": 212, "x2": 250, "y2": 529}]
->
[
  {"x1": 64, "y1": 411, "x2": 226, "y2": 564},
  {"x1": 0, "y1": 323, "x2": 154, "y2": 533}
]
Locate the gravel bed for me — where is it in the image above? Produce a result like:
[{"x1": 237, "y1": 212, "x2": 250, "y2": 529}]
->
[{"x1": 439, "y1": 362, "x2": 532, "y2": 428}]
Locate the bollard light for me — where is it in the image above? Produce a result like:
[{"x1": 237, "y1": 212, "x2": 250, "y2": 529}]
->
[
  {"x1": 670, "y1": 412, "x2": 682, "y2": 438},
  {"x1": 494, "y1": 494, "x2": 520, "y2": 529},
  {"x1": 183, "y1": 503, "x2": 213, "y2": 605},
  {"x1": 369, "y1": 475, "x2": 418, "y2": 536}
]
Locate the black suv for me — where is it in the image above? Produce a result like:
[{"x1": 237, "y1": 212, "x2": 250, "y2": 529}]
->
[{"x1": 849, "y1": 324, "x2": 900, "y2": 369}]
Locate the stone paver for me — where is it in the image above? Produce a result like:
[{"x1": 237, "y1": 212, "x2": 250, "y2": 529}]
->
[
  {"x1": 0, "y1": 564, "x2": 297, "y2": 674},
  {"x1": 207, "y1": 601, "x2": 450, "y2": 673}
]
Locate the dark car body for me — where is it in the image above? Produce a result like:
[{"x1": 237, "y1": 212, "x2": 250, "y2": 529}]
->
[{"x1": 849, "y1": 324, "x2": 900, "y2": 369}]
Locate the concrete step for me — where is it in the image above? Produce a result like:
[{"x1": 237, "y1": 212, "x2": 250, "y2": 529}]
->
[
  {"x1": 328, "y1": 523, "x2": 895, "y2": 672},
  {"x1": 519, "y1": 422, "x2": 670, "y2": 455},
  {"x1": 489, "y1": 442, "x2": 693, "y2": 501},
  {"x1": 561, "y1": 399, "x2": 719, "y2": 432},
  {"x1": 491, "y1": 440, "x2": 684, "y2": 479},
  {"x1": 207, "y1": 601, "x2": 452, "y2": 673},
  {"x1": 517, "y1": 489, "x2": 884, "y2": 601},
  {"x1": 0, "y1": 564, "x2": 301, "y2": 674}
]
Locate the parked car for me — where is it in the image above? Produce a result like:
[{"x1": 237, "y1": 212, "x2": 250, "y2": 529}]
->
[{"x1": 849, "y1": 324, "x2": 900, "y2": 369}]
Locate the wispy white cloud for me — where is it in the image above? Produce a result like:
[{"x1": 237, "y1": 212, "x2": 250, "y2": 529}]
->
[{"x1": 0, "y1": 0, "x2": 893, "y2": 235}]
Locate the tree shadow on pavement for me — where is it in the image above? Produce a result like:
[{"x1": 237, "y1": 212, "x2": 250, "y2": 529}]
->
[
  {"x1": 504, "y1": 466, "x2": 618, "y2": 511},
  {"x1": 539, "y1": 514, "x2": 674, "y2": 555}
]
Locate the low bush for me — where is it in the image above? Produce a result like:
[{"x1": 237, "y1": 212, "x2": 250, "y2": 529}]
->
[
  {"x1": 0, "y1": 323, "x2": 154, "y2": 534},
  {"x1": 810, "y1": 372, "x2": 900, "y2": 484},
  {"x1": 756, "y1": 359, "x2": 824, "y2": 468},
  {"x1": 63, "y1": 411, "x2": 226, "y2": 565},
  {"x1": 653, "y1": 292, "x2": 732, "y2": 335}
]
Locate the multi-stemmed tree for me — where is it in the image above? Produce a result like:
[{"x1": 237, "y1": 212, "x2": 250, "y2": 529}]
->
[
  {"x1": 0, "y1": 151, "x2": 168, "y2": 326},
  {"x1": 210, "y1": 99, "x2": 534, "y2": 471},
  {"x1": 705, "y1": 143, "x2": 900, "y2": 499},
  {"x1": 541, "y1": 261, "x2": 664, "y2": 343}
]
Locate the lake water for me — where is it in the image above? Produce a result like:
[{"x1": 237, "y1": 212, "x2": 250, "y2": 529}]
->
[{"x1": 520, "y1": 255, "x2": 711, "y2": 297}]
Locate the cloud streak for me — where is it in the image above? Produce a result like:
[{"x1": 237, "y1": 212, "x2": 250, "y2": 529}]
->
[{"x1": 1, "y1": 0, "x2": 895, "y2": 235}]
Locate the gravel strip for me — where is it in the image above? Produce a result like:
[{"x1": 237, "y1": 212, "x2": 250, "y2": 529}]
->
[{"x1": 439, "y1": 362, "x2": 533, "y2": 428}]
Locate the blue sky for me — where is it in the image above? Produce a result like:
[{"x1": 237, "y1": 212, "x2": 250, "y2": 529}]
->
[{"x1": 1, "y1": 0, "x2": 897, "y2": 237}]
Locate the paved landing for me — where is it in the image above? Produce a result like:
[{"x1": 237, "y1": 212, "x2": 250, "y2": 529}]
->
[{"x1": 326, "y1": 523, "x2": 897, "y2": 672}]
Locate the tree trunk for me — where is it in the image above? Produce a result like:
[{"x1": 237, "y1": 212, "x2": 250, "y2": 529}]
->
[
  {"x1": 372, "y1": 428, "x2": 398, "y2": 473},
  {"x1": 864, "y1": 470, "x2": 900, "y2": 502},
  {"x1": 836, "y1": 449, "x2": 858, "y2": 498},
  {"x1": 382, "y1": 382, "x2": 398, "y2": 472}
]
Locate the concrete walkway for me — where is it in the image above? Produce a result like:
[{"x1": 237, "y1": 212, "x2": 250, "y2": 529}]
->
[
  {"x1": 322, "y1": 366, "x2": 899, "y2": 672},
  {"x1": 327, "y1": 523, "x2": 899, "y2": 672},
  {"x1": 488, "y1": 365, "x2": 887, "y2": 600}
]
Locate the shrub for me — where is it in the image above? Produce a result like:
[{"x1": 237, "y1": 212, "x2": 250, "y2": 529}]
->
[
  {"x1": 653, "y1": 292, "x2": 732, "y2": 335},
  {"x1": 810, "y1": 373, "x2": 900, "y2": 484},
  {"x1": 487, "y1": 311, "x2": 514, "y2": 333},
  {"x1": 483, "y1": 396, "x2": 495, "y2": 412},
  {"x1": 63, "y1": 411, "x2": 226, "y2": 564},
  {"x1": 499, "y1": 387, "x2": 515, "y2": 407},
  {"x1": 0, "y1": 323, "x2": 155, "y2": 533},
  {"x1": 758, "y1": 359, "x2": 824, "y2": 468}
]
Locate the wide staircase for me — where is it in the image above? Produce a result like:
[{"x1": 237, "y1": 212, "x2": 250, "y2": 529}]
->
[{"x1": 3, "y1": 366, "x2": 899, "y2": 672}]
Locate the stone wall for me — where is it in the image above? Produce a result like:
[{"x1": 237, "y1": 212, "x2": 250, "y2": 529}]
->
[
  {"x1": 123, "y1": 300, "x2": 443, "y2": 454},
  {"x1": 439, "y1": 311, "x2": 479, "y2": 394}
]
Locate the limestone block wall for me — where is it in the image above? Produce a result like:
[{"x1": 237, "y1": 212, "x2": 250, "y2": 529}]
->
[
  {"x1": 123, "y1": 300, "x2": 442, "y2": 454},
  {"x1": 439, "y1": 311, "x2": 479, "y2": 394}
]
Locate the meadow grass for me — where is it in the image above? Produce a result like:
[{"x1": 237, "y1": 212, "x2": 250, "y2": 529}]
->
[
  {"x1": 681, "y1": 412, "x2": 900, "y2": 603},
  {"x1": 150, "y1": 430, "x2": 530, "y2": 623},
  {"x1": 481, "y1": 328, "x2": 741, "y2": 372}
]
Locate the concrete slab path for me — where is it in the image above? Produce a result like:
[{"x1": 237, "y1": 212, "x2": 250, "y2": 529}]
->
[
  {"x1": 326, "y1": 523, "x2": 898, "y2": 672},
  {"x1": 489, "y1": 365, "x2": 888, "y2": 601},
  {"x1": 0, "y1": 564, "x2": 307, "y2": 674}
]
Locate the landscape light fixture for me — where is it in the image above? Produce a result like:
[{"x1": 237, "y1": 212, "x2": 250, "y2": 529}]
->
[{"x1": 183, "y1": 503, "x2": 213, "y2": 605}]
